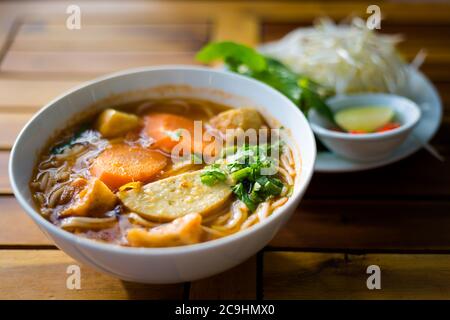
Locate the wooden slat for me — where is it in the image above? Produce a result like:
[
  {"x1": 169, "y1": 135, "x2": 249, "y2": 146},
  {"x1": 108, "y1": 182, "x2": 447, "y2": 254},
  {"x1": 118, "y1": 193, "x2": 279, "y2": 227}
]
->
[
  {"x1": 435, "y1": 82, "x2": 450, "y2": 109},
  {"x1": 308, "y1": 148, "x2": 450, "y2": 198},
  {"x1": 189, "y1": 256, "x2": 257, "y2": 299},
  {"x1": 0, "y1": 196, "x2": 50, "y2": 245},
  {"x1": 1, "y1": 1, "x2": 449, "y2": 25},
  {"x1": 11, "y1": 23, "x2": 208, "y2": 52},
  {"x1": 1, "y1": 51, "x2": 199, "y2": 75},
  {"x1": 0, "y1": 79, "x2": 80, "y2": 110},
  {"x1": 263, "y1": 252, "x2": 450, "y2": 299},
  {"x1": 262, "y1": 22, "x2": 450, "y2": 47},
  {"x1": 212, "y1": 12, "x2": 260, "y2": 46},
  {"x1": 270, "y1": 200, "x2": 450, "y2": 251},
  {"x1": 0, "y1": 250, "x2": 184, "y2": 299},
  {"x1": 0, "y1": 15, "x2": 14, "y2": 56},
  {"x1": 0, "y1": 112, "x2": 33, "y2": 149},
  {"x1": 0, "y1": 152, "x2": 10, "y2": 193},
  {"x1": 251, "y1": 2, "x2": 450, "y2": 23}
]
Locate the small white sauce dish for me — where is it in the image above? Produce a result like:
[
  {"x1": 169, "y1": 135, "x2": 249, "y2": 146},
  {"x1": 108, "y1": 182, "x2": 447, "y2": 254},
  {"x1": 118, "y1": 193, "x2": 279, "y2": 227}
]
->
[{"x1": 308, "y1": 93, "x2": 421, "y2": 162}]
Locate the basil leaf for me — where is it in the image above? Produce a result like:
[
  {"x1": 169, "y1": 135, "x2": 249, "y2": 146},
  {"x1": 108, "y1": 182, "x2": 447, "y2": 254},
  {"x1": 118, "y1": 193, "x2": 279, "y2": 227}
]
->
[{"x1": 196, "y1": 41, "x2": 267, "y2": 72}]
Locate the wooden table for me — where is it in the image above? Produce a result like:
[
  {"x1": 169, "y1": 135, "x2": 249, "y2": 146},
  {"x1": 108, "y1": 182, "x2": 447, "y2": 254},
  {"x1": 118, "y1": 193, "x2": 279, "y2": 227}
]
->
[{"x1": 1, "y1": 0, "x2": 449, "y2": 300}]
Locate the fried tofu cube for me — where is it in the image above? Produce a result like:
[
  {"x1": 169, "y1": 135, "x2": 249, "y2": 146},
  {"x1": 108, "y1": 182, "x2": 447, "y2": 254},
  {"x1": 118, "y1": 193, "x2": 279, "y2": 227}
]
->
[
  {"x1": 96, "y1": 108, "x2": 140, "y2": 138},
  {"x1": 209, "y1": 108, "x2": 264, "y2": 132},
  {"x1": 60, "y1": 178, "x2": 116, "y2": 217},
  {"x1": 127, "y1": 213, "x2": 203, "y2": 247}
]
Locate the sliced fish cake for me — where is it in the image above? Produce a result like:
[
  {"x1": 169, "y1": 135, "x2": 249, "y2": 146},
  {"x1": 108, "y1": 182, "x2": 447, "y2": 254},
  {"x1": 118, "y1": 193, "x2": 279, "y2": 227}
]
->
[{"x1": 117, "y1": 170, "x2": 232, "y2": 221}]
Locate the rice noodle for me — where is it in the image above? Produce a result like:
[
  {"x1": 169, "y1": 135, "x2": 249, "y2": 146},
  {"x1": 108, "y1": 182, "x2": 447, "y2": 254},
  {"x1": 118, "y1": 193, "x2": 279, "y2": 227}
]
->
[
  {"x1": 280, "y1": 185, "x2": 289, "y2": 197},
  {"x1": 201, "y1": 225, "x2": 228, "y2": 237},
  {"x1": 203, "y1": 210, "x2": 231, "y2": 225},
  {"x1": 59, "y1": 216, "x2": 117, "y2": 230},
  {"x1": 159, "y1": 159, "x2": 199, "y2": 178},
  {"x1": 212, "y1": 201, "x2": 247, "y2": 231},
  {"x1": 283, "y1": 146, "x2": 294, "y2": 166},
  {"x1": 240, "y1": 214, "x2": 259, "y2": 230},
  {"x1": 48, "y1": 186, "x2": 66, "y2": 208},
  {"x1": 128, "y1": 212, "x2": 161, "y2": 228},
  {"x1": 271, "y1": 197, "x2": 288, "y2": 210},
  {"x1": 39, "y1": 172, "x2": 50, "y2": 191},
  {"x1": 256, "y1": 202, "x2": 270, "y2": 222},
  {"x1": 277, "y1": 166, "x2": 294, "y2": 186},
  {"x1": 280, "y1": 154, "x2": 296, "y2": 177}
]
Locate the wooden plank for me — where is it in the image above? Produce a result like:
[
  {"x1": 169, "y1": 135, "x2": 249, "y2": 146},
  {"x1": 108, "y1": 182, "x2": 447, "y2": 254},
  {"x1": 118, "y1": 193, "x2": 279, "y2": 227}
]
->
[
  {"x1": 0, "y1": 197, "x2": 50, "y2": 245},
  {"x1": 189, "y1": 256, "x2": 257, "y2": 299},
  {"x1": 250, "y1": 2, "x2": 450, "y2": 23},
  {"x1": 0, "y1": 51, "x2": 199, "y2": 75},
  {"x1": 0, "y1": 1, "x2": 219, "y2": 25},
  {"x1": 263, "y1": 252, "x2": 450, "y2": 299},
  {"x1": 1, "y1": 1, "x2": 450, "y2": 25},
  {"x1": 0, "y1": 79, "x2": 80, "y2": 110},
  {"x1": 0, "y1": 15, "x2": 15, "y2": 57},
  {"x1": 0, "y1": 112, "x2": 33, "y2": 149},
  {"x1": 308, "y1": 148, "x2": 450, "y2": 198},
  {"x1": 11, "y1": 23, "x2": 209, "y2": 52},
  {"x1": 262, "y1": 22, "x2": 450, "y2": 46},
  {"x1": 0, "y1": 250, "x2": 184, "y2": 299},
  {"x1": 0, "y1": 151, "x2": 10, "y2": 193},
  {"x1": 270, "y1": 200, "x2": 450, "y2": 251},
  {"x1": 212, "y1": 12, "x2": 260, "y2": 46}
]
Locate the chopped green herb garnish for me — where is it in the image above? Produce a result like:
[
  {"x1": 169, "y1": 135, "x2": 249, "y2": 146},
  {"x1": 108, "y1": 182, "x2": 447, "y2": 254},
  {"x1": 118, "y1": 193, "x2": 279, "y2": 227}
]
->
[
  {"x1": 200, "y1": 143, "x2": 286, "y2": 211},
  {"x1": 200, "y1": 164, "x2": 227, "y2": 186},
  {"x1": 51, "y1": 124, "x2": 92, "y2": 154}
]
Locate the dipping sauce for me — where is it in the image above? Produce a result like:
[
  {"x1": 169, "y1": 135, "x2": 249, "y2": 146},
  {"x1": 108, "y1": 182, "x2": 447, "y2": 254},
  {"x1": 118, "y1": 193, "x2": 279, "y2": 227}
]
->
[{"x1": 334, "y1": 106, "x2": 400, "y2": 134}]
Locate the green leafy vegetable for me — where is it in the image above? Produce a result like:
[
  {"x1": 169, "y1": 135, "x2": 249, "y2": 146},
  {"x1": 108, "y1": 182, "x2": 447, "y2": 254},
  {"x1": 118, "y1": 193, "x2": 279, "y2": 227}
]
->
[
  {"x1": 196, "y1": 41, "x2": 266, "y2": 72},
  {"x1": 196, "y1": 41, "x2": 335, "y2": 124},
  {"x1": 200, "y1": 143, "x2": 285, "y2": 212},
  {"x1": 200, "y1": 164, "x2": 227, "y2": 186},
  {"x1": 298, "y1": 78, "x2": 335, "y2": 123},
  {"x1": 51, "y1": 124, "x2": 92, "y2": 154}
]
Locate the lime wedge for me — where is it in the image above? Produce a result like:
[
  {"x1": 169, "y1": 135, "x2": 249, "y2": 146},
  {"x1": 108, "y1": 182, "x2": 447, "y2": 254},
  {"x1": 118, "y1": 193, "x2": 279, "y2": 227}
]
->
[{"x1": 335, "y1": 106, "x2": 395, "y2": 132}]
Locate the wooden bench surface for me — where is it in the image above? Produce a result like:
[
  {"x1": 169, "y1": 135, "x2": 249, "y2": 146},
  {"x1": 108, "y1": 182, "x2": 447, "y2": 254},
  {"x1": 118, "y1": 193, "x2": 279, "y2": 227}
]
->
[{"x1": 0, "y1": 0, "x2": 449, "y2": 299}]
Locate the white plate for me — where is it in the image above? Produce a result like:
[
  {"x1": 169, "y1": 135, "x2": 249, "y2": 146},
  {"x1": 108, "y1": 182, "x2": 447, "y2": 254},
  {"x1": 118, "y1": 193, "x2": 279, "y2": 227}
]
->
[
  {"x1": 259, "y1": 37, "x2": 443, "y2": 172},
  {"x1": 314, "y1": 68, "x2": 442, "y2": 172}
]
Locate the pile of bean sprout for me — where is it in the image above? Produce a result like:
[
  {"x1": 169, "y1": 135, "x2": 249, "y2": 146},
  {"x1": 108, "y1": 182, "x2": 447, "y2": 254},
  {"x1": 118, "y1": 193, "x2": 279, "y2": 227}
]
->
[{"x1": 260, "y1": 18, "x2": 410, "y2": 94}]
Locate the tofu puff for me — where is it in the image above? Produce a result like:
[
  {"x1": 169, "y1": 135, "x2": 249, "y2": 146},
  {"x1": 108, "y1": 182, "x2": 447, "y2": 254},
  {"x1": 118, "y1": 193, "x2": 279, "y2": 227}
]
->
[{"x1": 30, "y1": 98, "x2": 296, "y2": 247}]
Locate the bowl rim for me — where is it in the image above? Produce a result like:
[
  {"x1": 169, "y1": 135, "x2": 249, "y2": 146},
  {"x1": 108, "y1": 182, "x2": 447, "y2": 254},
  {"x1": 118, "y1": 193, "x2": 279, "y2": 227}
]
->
[
  {"x1": 309, "y1": 93, "x2": 422, "y2": 141},
  {"x1": 9, "y1": 65, "x2": 316, "y2": 256}
]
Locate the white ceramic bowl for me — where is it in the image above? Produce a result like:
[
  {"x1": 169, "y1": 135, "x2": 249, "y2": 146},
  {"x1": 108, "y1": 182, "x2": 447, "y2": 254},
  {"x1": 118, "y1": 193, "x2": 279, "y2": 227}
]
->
[
  {"x1": 9, "y1": 66, "x2": 316, "y2": 284},
  {"x1": 309, "y1": 94, "x2": 421, "y2": 162}
]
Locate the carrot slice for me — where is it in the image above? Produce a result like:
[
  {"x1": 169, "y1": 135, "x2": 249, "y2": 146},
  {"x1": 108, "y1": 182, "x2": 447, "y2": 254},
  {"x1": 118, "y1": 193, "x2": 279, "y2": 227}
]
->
[
  {"x1": 376, "y1": 122, "x2": 401, "y2": 133},
  {"x1": 90, "y1": 143, "x2": 168, "y2": 190},
  {"x1": 143, "y1": 113, "x2": 196, "y2": 153}
]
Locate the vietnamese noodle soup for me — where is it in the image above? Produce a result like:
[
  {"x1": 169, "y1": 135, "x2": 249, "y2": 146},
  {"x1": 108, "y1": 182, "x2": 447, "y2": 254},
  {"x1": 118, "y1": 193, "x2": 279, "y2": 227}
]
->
[{"x1": 30, "y1": 97, "x2": 298, "y2": 248}]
